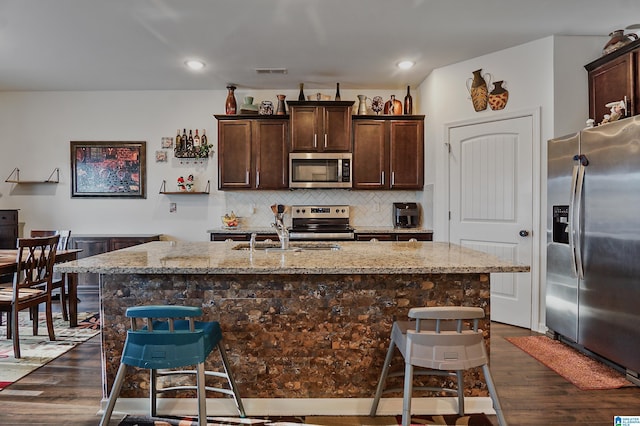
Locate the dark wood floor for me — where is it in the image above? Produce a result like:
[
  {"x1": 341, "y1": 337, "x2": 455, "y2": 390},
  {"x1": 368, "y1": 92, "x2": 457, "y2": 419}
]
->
[{"x1": 0, "y1": 294, "x2": 638, "y2": 425}]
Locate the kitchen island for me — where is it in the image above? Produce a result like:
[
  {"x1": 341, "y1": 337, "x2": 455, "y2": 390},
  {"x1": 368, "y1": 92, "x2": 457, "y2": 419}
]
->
[{"x1": 57, "y1": 240, "x2": 528, "y2": 417}]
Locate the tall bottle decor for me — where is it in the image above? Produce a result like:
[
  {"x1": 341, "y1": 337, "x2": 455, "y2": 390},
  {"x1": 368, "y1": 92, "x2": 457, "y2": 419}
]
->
[
  {"x1": 276, "y1": 94, "x2": 287, "y2": 115},
  {"x1": 466, "y1": 69, "x2": 490, "y2": 112},
  {"x1": 404, "y1": 85, "x2": 413, "y2": 114},
  {"x1": 225, "y1": 85, "x2": 237, "y2": 114},
  {"x1": 335, "y1": 83, "x2": 341, "y2": 101},
  {"x1": 488, "y1": 80, "x2": 509, "y2": 111},
  {"x1": 298, "y1": 83, "x2": 305, "y2": 101}
]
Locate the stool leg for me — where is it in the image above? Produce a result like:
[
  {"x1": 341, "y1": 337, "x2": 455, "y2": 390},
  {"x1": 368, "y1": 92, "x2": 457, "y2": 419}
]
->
[
  {"x1": 370, "y1": 338, "x2": 397, "y2": 416},
  {"x1": 401, "y1": 362, "x2": 414, "y2": 426},
  {"x1": 482, "y1": 364, "x2": 507, "y2": 426},
  {"x1": 196, "y1": 362, "x2": 207, "y2": 426},
  {"x1": 455, "y1": 370, "x2": 465, "y2": 416},
  {"x1": 217, "y1": 342, "x2": 246, "y2": 417},
  {"x1": 150, "y1": 369, "x2": 158, "y2": 417},
  {"x1": 99, "y1": 363, "x2": 128, "y2": 426}
]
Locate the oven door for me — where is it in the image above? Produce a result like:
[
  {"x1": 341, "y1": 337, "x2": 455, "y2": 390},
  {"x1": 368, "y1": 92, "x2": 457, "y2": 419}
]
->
[
  {"x1": 289, "y1": 153, "x2": 352, "y2": 189},
  {"x1": 288, "y1": 230, "x2": 355, "y2": 241}
]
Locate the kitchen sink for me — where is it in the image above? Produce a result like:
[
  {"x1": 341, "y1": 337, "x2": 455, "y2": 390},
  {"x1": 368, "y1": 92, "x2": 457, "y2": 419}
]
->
[{"x1": 232, "y1": 242, "x2": 341, "y2": 252}]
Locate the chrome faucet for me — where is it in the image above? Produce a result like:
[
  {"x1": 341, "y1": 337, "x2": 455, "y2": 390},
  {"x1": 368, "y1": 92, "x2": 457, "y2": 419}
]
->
[
  {"x1": 249, "y1": 233, "x2": 257, "y2": 251},
  {"x1": 270, "y1": 204, "x2": 290, "y2": 250}
]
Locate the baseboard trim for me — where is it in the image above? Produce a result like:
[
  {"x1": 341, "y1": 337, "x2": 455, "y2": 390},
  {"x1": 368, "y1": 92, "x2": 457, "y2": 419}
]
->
[{"x1": 101, "y1": 397, "x2": 496, "y2": 418}]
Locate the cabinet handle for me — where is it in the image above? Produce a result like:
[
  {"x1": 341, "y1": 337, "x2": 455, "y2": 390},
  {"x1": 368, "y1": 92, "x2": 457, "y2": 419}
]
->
[
  {"x1": 246, "y1": 170, "x2": 250, "y2": 184},
  {"x1": 381, "y1": 171, "x2": 385, "y2": 185},
  {"x1": 324, "y1": 134, "x2": 327, "y2": 148},
  {"x1": 256, "y1": 171, "x2": 260, "y2": 188},
  {"x1": 391, "y1": 171, "x2": 395, "y2": 186},
  {"x1": 314, "y1": 134, "x2": 317, "y2": 148}
]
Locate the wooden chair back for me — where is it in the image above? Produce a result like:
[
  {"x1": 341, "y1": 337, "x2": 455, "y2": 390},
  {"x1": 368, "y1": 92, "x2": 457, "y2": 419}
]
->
[
  {"x1": 13, "y1": 235, "x2": 60, "y2": 294},
  {"x1": 30, "y1": 230, "x2": 71, "y2": 251}
]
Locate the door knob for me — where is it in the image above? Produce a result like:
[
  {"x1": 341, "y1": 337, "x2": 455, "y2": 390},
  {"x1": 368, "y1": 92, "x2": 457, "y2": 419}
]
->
[{"x1": 519, "y1": 230, "x2": 529, "y2": 237}]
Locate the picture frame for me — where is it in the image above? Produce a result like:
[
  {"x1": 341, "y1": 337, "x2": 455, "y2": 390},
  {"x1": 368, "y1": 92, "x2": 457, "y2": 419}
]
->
[
  {"x1": 161, "y1": 137, "x2": 173, "y2": 148},
  {"x1": 70, "y1": 141, "x2": 146, "y2": 198}
]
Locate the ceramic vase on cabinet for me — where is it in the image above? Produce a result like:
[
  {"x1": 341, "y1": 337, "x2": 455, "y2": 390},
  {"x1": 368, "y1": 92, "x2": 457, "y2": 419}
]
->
[
  {"x1": 259, "y1": 100, "x2": 274, "y2": 115},
  {"x1": 488, "y1": 81, "x2": 509, "y2": 111},
  {"x1": 466, "y1": 69, "x2": 490, "y2": 112},
  {"x1": 225, "y1": 85, "x2": 237, "y2": 115},
  {"x1": 603, "y1": 29, "x2": 639, "y2": 55},
  {"x1": 276, "y1": 94, "x2": 287, "y2": 115},
  {"x1": 384, "y1": 95, "x2": 402, "y2": 115}
]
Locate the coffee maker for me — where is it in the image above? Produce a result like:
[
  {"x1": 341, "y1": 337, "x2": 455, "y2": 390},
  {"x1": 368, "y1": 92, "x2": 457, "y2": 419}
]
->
[{"x1": 393, "y1": 202, "x2": 420, "y2": 228}]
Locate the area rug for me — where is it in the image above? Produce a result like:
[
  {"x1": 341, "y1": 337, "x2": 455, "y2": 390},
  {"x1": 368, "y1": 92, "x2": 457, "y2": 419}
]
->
[
  {"x1": 506, "y1": 335, "x2": 631, "y2": 390},
  {"x1": 119, "y1": 413, "x2": 493, "y2": 426},
  {"x1": 0, "y1": 311, "x2": 100, "y2": 391}
]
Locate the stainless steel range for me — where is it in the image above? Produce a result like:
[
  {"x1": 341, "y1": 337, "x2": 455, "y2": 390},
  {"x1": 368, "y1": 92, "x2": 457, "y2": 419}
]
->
[{"x1": 288, "y1": 205, "x2": 354, "y2": 240}]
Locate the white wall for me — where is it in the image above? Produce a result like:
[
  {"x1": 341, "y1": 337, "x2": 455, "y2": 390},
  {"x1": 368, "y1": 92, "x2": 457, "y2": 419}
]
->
[
  {"x1": 417, "y1": 35, "x2": 605, "y2": 330},
  {"x1": 0, "y1": 88, "x2": 423, "y2": 241}
]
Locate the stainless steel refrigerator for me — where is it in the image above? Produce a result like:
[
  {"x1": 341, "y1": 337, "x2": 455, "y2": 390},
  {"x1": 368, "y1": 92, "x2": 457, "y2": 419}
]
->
[{"x1": 547, "y1": 115, "x2": 640, "y2": 385}]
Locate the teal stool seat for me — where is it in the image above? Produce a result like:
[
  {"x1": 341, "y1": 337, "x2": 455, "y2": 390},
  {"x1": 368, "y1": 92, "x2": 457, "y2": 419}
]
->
[{"x1": 99, "y1": 306, "x2": 245, "y2": 426}]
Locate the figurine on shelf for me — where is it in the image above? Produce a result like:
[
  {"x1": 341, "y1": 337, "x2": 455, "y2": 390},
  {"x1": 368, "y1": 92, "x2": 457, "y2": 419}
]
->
[
  {"x1": 599, "y1": 100, "x2": 626, "y2": 125},
  {"x1": 186, "y1": 174, "x2": 194, "y2": 192},
  {"x1": 177, "y1": 176, "x2": 186, "y2": 191}
]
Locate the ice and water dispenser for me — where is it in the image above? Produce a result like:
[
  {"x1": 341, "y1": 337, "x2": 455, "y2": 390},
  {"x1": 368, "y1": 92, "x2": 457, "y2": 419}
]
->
[{"x1": 552, "y1": 205, "x2": 569, "y2": 244}]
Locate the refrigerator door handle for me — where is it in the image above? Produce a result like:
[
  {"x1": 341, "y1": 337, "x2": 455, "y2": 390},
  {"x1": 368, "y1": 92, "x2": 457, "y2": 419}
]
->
[
  {"x1": 569, "y1": 163, "x2": 580, "y2": 278},
  {"x1": 574, "y1": 163, "x2": 586, "y2": 279}
]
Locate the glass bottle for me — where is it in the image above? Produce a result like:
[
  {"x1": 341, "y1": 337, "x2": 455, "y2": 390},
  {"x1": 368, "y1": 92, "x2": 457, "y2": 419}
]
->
[
  {"x1": 335, "y1": 83, "x2": 341, "y2": 101},
  {"x1": 193, "y1": 129, "x2": 201, "y2": 147},
  {"x1": 187, "y1": 130, "x2": 194, "y2": 151},
  {"x1": 225, "y1": 85, "x2": 237, "y2": 114},
  {"x1": 404, "y1": 85, "x2": 413, "y2": 115},
  {"x1": 201, "y1": 129, "x2": 208, "y2": 147},
  {"x1": 298, "y1": 83, "x2": 305, "y2": 101},
  {"x1": 176, "y1": 129, "x2": 182, "y2": 151}
]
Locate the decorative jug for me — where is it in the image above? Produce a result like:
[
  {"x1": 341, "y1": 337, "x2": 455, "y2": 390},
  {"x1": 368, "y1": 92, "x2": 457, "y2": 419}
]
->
[
  {"x1": 466, "y1": 69, "x2": 491, "y2": 112},
  {"x1": 276, "y1": 94, "x2": 287, "y2": 115},
  {"x1": 603, "y1": 30, "x2": 639, "y2": 55},
  {"x1": 488, "y1": 81, "x2": 509, "y2": 111},
  {"x1": 357, "y1": 95, "x2": 369, "y2": 115}
]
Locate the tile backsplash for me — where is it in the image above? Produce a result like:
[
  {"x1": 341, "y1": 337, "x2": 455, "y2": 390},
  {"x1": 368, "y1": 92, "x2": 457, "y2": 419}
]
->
[{"x1": 219, "y1": 190, "x2": 426, "y2": 228}]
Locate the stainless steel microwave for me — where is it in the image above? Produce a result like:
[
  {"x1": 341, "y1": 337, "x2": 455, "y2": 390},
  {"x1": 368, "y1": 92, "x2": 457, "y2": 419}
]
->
[{"x1": 289, "y1": 152, "x2": 352, "y2": 189}]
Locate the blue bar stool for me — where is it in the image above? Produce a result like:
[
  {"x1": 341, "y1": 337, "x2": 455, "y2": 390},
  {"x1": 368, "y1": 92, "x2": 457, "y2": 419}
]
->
[{"x1": 99, "y1": 305, "x2": 245, "y2": 426}]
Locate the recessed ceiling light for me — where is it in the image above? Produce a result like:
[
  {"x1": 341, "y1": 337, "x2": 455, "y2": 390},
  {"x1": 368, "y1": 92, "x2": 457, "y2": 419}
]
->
[
  {"x1": 185, "y1": 60, "x2": 206, "y2": 71},
  {"x1": 397, "y1": 60, "x2": 415, "y2": 70}
]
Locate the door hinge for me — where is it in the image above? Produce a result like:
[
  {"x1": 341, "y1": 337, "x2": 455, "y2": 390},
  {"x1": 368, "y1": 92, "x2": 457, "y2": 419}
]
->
[
  {"x1": 444, "y1": 142, "x2": 451, "y2": 153},
  {"x1": 448, "y1": 211, "x2": 451, "y2": 220}
]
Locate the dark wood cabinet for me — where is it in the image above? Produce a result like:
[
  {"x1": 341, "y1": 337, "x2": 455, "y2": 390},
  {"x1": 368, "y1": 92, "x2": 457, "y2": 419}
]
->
[
  {"x1": 355, "y1": 232, "x2": 433, "y2": 242},
  {"x1": 210, "y1": 232, "x2": 279, "y2": 242},
  {"x1": 585, "y1": 39, "x2": 640, "y2": 124},
  {"x1": 0, "y1": 210, "x2": 18, "y2": 249},
  {"x1": 352, "y1": 116, "x2": 424, "y2": 189},
  {"x1": 70, "y1": 234, "x2": 161, "y2": 292},
  {"x1": 288, "y1": 101, "x2": 353, "y2": 152},
  {"x1": 216, "y1": 115, "x2": 289, "y2": 190}
]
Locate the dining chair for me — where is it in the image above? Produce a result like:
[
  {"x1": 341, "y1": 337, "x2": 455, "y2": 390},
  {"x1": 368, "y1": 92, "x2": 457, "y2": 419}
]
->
[
  {"x1": 30, "y1": 230, "x2": 71, "y2": 321},
  {"x1": 0, "y1": 235, "x2": 60, "y2": 359},
  {"x1": 370, "y1": 306, "x2": 506, "y2": 426},
  {"x1": 99, "y1": 305, "x2": 245, "y2": 426}
]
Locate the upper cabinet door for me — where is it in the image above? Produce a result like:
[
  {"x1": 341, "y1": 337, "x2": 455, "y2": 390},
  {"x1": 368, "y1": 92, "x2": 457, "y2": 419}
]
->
[
  {"x1": 218, "y1": 120, "x2": 252, "y2": 189},
  {"x1": 254, "y1": 120, "x2": 289, "y2": 189},
  {"x1": 289, "y1": 106, "x2": 319, "y2": 151},
  {"x1": 353, "y1": 120, "x2": 388, "y2": 189},
  {"x1": 322, "y1": 105, "x2": 352, "y2": 152},
  {"x1": 390, "y1": 120, "x2": 424, "y2": 189}
]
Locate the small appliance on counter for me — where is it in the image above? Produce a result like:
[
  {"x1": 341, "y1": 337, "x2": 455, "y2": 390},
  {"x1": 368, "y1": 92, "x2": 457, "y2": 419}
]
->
[{"x1": 393, "y1": 202, "x2": 420, "y2": 228}]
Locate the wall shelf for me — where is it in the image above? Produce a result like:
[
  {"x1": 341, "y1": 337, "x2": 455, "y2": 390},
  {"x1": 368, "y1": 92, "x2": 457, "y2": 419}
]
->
[
  {"x1": 159, "y1": 180, "x2": 210, "y2": 195},
  {"x1": 5, "y1": 167, "x2": 60, "y2": 184}
]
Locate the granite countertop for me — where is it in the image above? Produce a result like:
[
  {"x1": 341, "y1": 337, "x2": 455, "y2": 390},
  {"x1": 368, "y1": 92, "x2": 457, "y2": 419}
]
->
[{"x1": 56, "y1": 240, "x2": 529, "y2": 275}]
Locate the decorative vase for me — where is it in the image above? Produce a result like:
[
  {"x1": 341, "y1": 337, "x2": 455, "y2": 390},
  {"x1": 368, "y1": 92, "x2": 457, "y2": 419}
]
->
[
  {"x1": 357, "y1": 95, "x2": 369, "y2": 115},
  {"x1": 603, "y1": 30, "x2": 638, "y2": 55},
  {"x1": 466, "y1": 69, "x2": 489, "y2": 112},
  {"x1": 371, "y1": 96, "x2": 384, "y2": 115},
  {"x1": 298, "y1": 83, "x2": 305, "y2": 101},
  {"x1": 225, "y1": 85, "x2": 237, "y2": 115},
  {"x1": 488, "y1": 81, "x2": 509, "y2": 111},
  {"x1": 335, "y1": 83, "x2": 341, "y2": 101},
  {"x1": 240, "y1": 96, "x2": 258, "y2": 114},
  {"x1": 276, "y1": 94, "x2": 287, "y2": 115},
  {"x1": 259, "y1": 100, "x2": 274, "y2": 115},
  {"x1": 404, "y1": 85, "x2": 413, "y2": 114},
  {"x1": 384, "y1": 95, "x2": 402, "y2": 115}
]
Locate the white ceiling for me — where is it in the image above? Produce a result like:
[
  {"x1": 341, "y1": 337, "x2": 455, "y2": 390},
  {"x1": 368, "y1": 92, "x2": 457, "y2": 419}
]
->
[{"x1": 1, "y1": 0, "x2": 639, "y2": 92}]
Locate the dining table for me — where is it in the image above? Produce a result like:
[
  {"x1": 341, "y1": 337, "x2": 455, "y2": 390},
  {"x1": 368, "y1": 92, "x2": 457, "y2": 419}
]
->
[{"x1": 0, "y1": 248, "x2": 83, "y2": 327}]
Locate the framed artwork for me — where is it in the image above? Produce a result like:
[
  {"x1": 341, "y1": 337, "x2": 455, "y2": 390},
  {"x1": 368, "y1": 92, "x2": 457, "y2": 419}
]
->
[
  {"x1": 70, "y1": 141, "x2": 146, "y2": 198},
  {"x1": 155, "y1": 150, "x2": 168, "y2": 162},
  {"x1": 161, "y1": 137, "x2": 173, "y2": 148}
]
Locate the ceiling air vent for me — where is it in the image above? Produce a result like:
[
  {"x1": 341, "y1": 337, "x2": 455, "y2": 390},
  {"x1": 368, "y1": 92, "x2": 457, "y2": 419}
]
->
[{"x1": 255, "y1": 68, "x2": 288, "y2": 75}]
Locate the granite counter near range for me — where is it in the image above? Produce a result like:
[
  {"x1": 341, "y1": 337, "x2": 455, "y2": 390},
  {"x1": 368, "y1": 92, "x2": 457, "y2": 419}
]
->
[
  {"x1": 57, "y1": 241, "x2": 528, "y2": 415},
  {"x1": 208, "y1": 227, "x2": 434, "y2": 241}
]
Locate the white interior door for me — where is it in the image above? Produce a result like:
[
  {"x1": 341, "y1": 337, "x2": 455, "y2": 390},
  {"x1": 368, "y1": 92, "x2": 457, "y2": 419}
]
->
[{"x1": 448, "y1": 116, "x2": 533, "y2": 328}]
